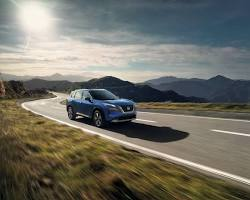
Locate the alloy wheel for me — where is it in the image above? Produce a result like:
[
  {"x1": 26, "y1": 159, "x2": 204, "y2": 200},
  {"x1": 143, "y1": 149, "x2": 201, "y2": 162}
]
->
[
  {"x1": 94, "y1": 110, "x2": 102, "y2": 127},
  {"x1": 68, "y1": 107, "x2": 74, "y2": 120}
]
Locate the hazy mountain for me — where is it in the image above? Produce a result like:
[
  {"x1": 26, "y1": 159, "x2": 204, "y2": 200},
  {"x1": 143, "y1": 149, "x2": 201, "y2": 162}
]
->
[
  {"x1": 0, "y1": 73, "x2": 91, "y2": 82},
  {"x1": 144, "y1": 76, "x2": 187, "y2": 85},
  {"x1": 38, "y1": 73, "x2": 91, "y2": 82},
  {"x1": 206, "y1": 75, "x2": 234, "y2": 90},
  {"x1": 150, "y1": 75, "x2": 231, "y2": 99},
  {"x1": 211, "y1": 80, "x2": 250, "y2": 103},
  {"x1": 23, "y1": 76, "x2": 206, "y2": 102},
  {"x1": 153, "y1": 79, "x2": 209, "y2": 98},
  {"x1": 149, "y1": 75, "x2": 250, "y2": 102},
  {"x1": 0, "y1": 73, "x2": 34, "y2": 81}
]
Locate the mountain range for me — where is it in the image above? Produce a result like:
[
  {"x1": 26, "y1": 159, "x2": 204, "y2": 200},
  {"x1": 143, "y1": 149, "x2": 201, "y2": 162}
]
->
[
  {"x1": 23, "y1": 76, "x2": 206, "y2": 103},
  {"x1": 2, "y1": 72, "x2": 250, "y2": 103},
  {"x1": 0, "y1": 73, "x2": 91, "y2": 82},
  {"x1": 146, "y1": 75, "x2": 250, "y2": 103}
]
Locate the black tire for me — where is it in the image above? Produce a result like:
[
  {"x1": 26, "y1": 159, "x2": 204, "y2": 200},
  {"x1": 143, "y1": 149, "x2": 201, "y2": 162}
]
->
[
  {"x1": 67, "y1": 106, "x2": 76, "y2": 120},
  {"x1": 92, "y1": 110, "x2": 105, "y2": 127}
]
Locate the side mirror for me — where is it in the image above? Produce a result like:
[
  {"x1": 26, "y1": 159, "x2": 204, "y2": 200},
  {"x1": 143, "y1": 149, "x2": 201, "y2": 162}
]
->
[{"x1": 85, "y1": 97, "x2": 92, "y2": 102}]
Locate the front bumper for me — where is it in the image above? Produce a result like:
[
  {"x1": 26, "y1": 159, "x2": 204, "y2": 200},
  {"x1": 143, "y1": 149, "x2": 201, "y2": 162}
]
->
[
  {"x1": 111, "y1": 113, "x2": 136, "y2": 122},
  {"x1": 106, "y1": 110, "x2": 136, "y2": 122}
]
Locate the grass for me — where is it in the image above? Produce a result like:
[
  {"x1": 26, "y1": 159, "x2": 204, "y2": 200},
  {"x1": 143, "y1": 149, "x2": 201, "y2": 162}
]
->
[
  {"x1": 60, "y1": 99, "x2": 67, "y2": 105},
  {"x1": 137, "y1": 102, "x2": 250, "y2": 113},
  {"x1": 0, "y1": 99, "x2": 250, "y2": 200}
]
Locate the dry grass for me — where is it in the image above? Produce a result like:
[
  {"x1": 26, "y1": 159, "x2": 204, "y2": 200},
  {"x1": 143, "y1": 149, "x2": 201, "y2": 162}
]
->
[
  {"x1": 137, "y1": 102, "x2": 250, "y2": 113},
  {"x1": 0, "y1": 99, "x2": 250, "y2": 200},
  {"x1": 61, "y1": 100, "x2": 250, "y2": 113},
  {"x1": 60, "y1": 99, "x2": 67, "y2": 105}
]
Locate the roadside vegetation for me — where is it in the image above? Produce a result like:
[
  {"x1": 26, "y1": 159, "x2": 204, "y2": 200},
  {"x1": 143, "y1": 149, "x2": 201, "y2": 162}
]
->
[
  {"x1": 60, "y1": 99, "x2": 67, "y2": 105},
  {"x1": 137, "y1": 102, "x2": 250, "y2": 113},
  {"x1": 61, "y1": 99, "x2": 250, "y2": 113},
  {"x1": 1, "y1": 80, "x2": 55, "y2": 100},
  {"x1": 0, "y1": 99, "x2": 250, "y2": 199}
]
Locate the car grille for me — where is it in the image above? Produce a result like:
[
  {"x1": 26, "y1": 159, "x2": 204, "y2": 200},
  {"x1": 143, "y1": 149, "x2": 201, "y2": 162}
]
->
[{"x1": 120, "y1": 105, "x2": 134, "y2": 112}]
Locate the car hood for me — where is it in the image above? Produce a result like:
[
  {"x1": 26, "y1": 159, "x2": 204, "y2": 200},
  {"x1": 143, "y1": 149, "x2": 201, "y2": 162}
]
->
[{"x1": 102, "y1": 99, "x2": 134, "y2": 106}]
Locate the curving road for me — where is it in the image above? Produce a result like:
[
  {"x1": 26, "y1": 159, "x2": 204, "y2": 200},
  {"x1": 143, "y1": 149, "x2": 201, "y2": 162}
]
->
[{"x1": 22, "y1": 93, "x2": 250, "y2": 187}]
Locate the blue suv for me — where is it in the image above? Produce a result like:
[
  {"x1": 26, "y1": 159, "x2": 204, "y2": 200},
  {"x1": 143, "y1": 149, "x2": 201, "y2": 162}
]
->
[{"x1": 66, "y1": 89, "x2": 136, "y2": 127}]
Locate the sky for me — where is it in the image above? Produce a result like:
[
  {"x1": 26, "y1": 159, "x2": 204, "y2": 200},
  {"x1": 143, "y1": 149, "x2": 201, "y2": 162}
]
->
[{"x1": 0, "y1": 0, "x2": 250, "y2": 82}]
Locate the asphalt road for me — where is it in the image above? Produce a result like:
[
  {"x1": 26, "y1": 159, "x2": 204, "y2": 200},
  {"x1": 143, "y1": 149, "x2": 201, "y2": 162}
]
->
[{"x1": 22, "y1": 93, "x2": 250, "y2": 187}]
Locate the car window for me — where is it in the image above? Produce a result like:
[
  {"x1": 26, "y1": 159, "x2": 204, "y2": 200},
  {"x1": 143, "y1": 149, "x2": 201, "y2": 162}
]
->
[
  {"x1": 89, "y1": 90, "x2": 118, "y2": 100},
  {"x1": 74, "y1": 91, "x2": 82, "y2": 99},
  {"x1": 70, "y1": 91, "x2": 75, "y2": 98},
  {"x1": 82, "y1": 91, "x2": 91, "y2": 100}
]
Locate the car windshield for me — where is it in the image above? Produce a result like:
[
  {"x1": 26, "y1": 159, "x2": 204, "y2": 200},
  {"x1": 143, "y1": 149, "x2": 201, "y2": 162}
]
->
[{"x1": 89, "y1": 90, "x2": 118, "y2": 100}]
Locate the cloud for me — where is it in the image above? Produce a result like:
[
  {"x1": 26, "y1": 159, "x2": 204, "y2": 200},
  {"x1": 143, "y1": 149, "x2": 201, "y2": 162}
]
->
[
  {"x1": 1, "y1": 35, "x2": 250, "y2": 81},
  {"x1": 52, "y1": 0, "x2": 250, "y2": 47},
  {"x1": 0, "y1": 0, "x2": 250, "y2": 81}
]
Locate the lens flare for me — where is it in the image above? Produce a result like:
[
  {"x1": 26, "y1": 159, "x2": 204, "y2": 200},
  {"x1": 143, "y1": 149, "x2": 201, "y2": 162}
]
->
[{"x1": 19, "y1": 2, "x2": 53, "y2": 33}]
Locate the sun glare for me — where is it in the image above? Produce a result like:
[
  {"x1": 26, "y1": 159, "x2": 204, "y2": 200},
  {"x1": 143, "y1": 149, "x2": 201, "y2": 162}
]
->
[{"x1": 19, "y1": 2, "x2": 53, "y2": 33}]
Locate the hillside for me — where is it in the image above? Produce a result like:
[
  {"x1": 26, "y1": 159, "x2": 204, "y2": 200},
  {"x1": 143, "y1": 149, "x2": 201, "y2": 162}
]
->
[
  {"x1": 148, "y1": 75, "x2": 250, "y2": 103},
  {"x1": 23, "y1": 78, "x2": 74, "y2": 92},
  {"x1": 1, "y1": 80, "x2": 53, "y2": 99},
  {"x1": 23, "y1": 76, "x2": 206, "y2": 102},
  {"x1": 80, "y1": 76, "x2": 134, "y2": 88},
  {"x1": 211, "y1": 80, "x2": 250, "y2": 102}
]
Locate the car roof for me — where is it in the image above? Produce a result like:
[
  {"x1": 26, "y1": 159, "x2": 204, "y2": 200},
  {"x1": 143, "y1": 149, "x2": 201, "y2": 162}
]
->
[{"x1": 72, "y1": 89, "x2": 106, "y2": 92}]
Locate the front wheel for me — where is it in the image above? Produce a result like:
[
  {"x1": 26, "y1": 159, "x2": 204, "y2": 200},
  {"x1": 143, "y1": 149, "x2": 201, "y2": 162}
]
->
[
  {"x1": 93, "y1": 110, "x2": 105, "y2": 127},
  {"x1": 67, "y1": 106, "x2": 76, "y2": 120}
]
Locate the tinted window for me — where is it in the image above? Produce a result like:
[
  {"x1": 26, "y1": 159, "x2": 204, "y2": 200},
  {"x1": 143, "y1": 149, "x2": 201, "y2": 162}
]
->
[
  {"x1": 82, "y1": 91, "x2": 92, "y2": 100},
  {"x1": 89, "y1": 90, "x2": 118, "y2": 100},
  {"x1": 70, "y1": 91, "x2": 75, "y2": 98},
  {"x1": 74, "y1": 91, "x2": 82, "y2": 99}
]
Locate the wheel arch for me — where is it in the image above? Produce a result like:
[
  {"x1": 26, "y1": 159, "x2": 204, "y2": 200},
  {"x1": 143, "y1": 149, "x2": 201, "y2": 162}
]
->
[
  {"x1": 92, "y1": 107, "x2": 106, "y2": 120},
  {"x1": 67, "y1": 104, "x2": 72, "y2": 111}
]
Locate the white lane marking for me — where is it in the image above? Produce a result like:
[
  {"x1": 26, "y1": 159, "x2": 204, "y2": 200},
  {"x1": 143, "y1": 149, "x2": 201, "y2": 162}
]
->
[
  {"x1": 139, "y1": 111, "x2": 250, "y2": 123},
  {"x1": 22, "y1": 102, "x2": 250, "y2": 186},
  {"x1": 211, "y1": 129, "x2": 250, "y2": 137},
  {"x1": 135, "y1": 119, "x2": 157, "y2": 123}
]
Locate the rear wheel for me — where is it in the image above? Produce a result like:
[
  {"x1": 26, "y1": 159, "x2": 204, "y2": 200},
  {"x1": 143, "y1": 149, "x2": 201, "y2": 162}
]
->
[
  {"x1": 93, "y1": 110, "x2": 105, "y2": 127},
  {"x1": 67, "y1": 106, "x2": 76, "y2": 120}
]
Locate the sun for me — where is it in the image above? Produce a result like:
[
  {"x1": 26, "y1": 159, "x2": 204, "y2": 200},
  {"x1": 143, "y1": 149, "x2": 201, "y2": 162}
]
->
[{"x1": 19, "y1": 2, "x2": 53, "y2": 33}]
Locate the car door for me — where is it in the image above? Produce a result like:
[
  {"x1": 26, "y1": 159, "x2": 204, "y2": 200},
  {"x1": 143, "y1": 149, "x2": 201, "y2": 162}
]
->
[
  {"x1": 73, "y1": 90, "x2": 83, "y2": 114},
  {"x1": 80, "y1": 90, "x2": 94, "y2": 117}
]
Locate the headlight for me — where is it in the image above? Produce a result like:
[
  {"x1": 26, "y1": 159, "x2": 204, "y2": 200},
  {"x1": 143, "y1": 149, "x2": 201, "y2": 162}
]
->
[{"x1": 104, "y1": 103, "x2": 122, "y2": 112}]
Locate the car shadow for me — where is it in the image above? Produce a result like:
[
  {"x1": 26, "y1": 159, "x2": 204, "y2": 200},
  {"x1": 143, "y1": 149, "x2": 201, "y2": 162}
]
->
[{"x1": 75, "y1": 117, "x2": 189, "y2": 143}]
